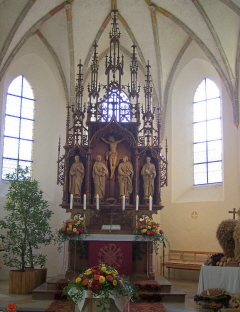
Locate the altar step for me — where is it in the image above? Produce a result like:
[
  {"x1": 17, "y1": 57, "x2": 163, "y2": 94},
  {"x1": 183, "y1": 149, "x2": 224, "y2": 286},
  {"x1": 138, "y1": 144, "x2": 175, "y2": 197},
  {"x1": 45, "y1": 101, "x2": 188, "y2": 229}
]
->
[
  {"x1": 133, "y1": 277, "x2": 186, "y2": 303},
  {"x1": 32, "y1": 275, "x2": 186, "y2": 303}
]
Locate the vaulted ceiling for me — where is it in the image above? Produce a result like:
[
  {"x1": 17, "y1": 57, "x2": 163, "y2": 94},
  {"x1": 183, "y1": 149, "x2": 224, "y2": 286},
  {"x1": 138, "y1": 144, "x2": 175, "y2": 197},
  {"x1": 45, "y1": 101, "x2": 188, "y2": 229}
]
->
[{"x1": 0, "y1": 0, "x2": 239, "y2": 127}]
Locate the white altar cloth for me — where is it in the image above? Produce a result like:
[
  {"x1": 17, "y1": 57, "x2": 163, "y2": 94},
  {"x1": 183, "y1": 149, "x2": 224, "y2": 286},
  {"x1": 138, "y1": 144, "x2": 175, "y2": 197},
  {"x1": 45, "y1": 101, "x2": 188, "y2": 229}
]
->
[
  {"x1": 69, "y1": 288, "x2": 130, "y2": 312},
  {"x1": 197, "y1": 265, "x2": 240, "y2": 294},
  {"x1": 84, "y1": 234, "x2": 135, "y2": 241}
]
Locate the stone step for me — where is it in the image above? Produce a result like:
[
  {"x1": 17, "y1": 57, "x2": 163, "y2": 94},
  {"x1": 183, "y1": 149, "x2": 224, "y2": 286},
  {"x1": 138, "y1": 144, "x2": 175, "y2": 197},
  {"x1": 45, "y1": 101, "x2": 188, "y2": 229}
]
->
[
  {"x1": 32, "y1": 274, "x2": 65, "y2": 300},
  {"x1": 134, "y1": 276, "x2": 186, "y2": 303},
  {"x1": 32, "y1": 274, "x2": 186, "y2": 303}
]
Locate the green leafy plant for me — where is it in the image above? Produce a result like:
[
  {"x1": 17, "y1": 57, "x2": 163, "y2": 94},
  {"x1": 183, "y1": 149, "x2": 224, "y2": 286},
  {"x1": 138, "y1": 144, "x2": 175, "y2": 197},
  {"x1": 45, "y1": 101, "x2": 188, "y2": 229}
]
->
[{"x1": 0, "y1": 166, "x2": 58, "y2": 272}]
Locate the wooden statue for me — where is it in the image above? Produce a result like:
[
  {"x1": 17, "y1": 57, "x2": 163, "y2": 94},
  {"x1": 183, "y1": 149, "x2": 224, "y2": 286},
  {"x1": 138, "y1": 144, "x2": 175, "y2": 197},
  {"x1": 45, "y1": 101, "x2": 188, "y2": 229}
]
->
[
  {"x1": 69, "y1": 155, "x2": 84, "y2": 197},
  {"x1": 141, "y1": 157, "x2": 156, "y2": 198},
  {"x1": 101, "y1": 136, "x2": 125, "y2": 179},
  {"x1": 92, "y1": 155, "x2": 108, "y2": 198},
  {"x1": 118, "y1": 156, "x2": 134, "y2": 198}
]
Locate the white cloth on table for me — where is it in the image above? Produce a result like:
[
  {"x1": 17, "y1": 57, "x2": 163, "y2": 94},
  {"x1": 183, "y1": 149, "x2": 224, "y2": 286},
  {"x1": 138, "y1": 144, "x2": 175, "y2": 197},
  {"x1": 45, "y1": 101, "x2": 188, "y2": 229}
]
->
[
  {"x1": 69, "y1": 287, "x2": 130, "y2": 312},
  {"x1": 197, "y1": 265, "x2": 240, "y2": 294}
]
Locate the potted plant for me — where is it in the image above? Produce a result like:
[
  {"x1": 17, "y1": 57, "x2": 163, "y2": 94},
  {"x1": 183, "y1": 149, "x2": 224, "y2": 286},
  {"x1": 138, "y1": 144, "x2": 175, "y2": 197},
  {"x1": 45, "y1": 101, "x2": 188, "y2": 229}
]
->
[{"x1": 0, "y1": 166, "x2": 58, "y2": 294}]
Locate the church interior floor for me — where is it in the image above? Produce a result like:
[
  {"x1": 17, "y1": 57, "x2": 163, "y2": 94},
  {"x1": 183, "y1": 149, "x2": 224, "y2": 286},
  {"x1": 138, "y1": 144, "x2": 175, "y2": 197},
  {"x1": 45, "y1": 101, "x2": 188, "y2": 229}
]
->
[{"x1": 0, "y1": 277, "x2": 210, "y2": 311}]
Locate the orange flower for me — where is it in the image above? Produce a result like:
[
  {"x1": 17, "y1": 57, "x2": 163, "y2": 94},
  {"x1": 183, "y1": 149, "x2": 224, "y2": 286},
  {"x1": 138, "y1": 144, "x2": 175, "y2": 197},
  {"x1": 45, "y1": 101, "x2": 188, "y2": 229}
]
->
[
  {"x1": 6, "y1": 303, "x2": 17, "y2": 311},
  {"x1": 82, "y1": 279, "x2": 89, "y2": 285},
  {"x1": 94, "y1": 275, "x2": 100, "y2": 280},
  {"x1": 106, "y1": 275, "x2": 113, "y2": 281}
]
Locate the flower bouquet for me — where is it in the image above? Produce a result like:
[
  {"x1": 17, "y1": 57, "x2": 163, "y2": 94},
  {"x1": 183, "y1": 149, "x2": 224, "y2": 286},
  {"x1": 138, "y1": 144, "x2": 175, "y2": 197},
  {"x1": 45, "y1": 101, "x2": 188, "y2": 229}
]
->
[
  {"x1": 58, "y1": 214, "x2": 88, "y2": 243},
  {"x1": 64, "y1": 262, "x2": 138, "y2": 312},
  {"x1": 134, "y1": 215, "x2": 168, "y2": 254},
  {"x1": 2, "y1": 303, "x2": 17, "y2": 312}
]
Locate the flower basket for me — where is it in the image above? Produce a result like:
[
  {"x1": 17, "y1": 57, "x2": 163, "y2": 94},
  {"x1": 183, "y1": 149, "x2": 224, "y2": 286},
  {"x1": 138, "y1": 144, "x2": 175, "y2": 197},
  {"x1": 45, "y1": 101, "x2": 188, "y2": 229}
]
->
[
  {"x1": 64, "y1": 262, "x2": 138, "y2": 312},
  {"x1": 194, "y1": 288, "x2": 231, "y2": 310},
  {"x1": 134, "y1": 215, "x2": 168, "y2": 254}
]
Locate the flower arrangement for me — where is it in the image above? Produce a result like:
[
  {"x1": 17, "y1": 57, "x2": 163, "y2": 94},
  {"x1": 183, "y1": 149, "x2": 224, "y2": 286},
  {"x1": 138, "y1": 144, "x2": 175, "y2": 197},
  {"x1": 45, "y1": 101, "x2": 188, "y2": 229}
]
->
[
  {"x1": 2, "y1": 303, "x2": 17, "y2": 312},
  {"x1": 64, "y1": 262, "x2": 138, "y2": 312},
  {"x1": 134, "y1": 215, "x2": 168, "y2": 254},
  {"x1": 58, "y1": 214, "x2": 88, "y2": 242}
]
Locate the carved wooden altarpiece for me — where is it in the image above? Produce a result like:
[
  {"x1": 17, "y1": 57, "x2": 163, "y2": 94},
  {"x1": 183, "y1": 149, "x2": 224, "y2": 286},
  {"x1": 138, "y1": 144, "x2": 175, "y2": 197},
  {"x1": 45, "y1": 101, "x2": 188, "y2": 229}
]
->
[{"x1": 57, "y1": 11, "x2": 168, "y2": 279}]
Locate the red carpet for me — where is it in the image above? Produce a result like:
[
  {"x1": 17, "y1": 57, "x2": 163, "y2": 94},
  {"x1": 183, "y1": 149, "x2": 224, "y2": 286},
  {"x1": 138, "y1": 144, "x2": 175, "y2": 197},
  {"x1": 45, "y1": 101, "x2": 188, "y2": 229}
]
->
[{"x1": 44, "y1": 299, "x2": 167, "y2": 312}]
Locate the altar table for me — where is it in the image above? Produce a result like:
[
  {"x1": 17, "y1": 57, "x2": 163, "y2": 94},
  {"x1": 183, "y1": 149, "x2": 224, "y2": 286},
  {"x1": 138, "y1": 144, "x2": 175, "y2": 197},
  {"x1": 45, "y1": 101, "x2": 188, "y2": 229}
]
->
[
  {"x1": 69, "y1": 288, "x2": 129, "y2": 312},
  {"x1": 197, "y1": 265, "x2": 240, "y2": 294}
]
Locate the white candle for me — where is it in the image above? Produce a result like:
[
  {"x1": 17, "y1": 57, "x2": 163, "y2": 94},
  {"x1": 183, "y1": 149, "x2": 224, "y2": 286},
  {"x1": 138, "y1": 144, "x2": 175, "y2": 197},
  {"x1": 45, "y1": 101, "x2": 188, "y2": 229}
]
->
[
  {"x1": 136, "y1": 195, "x2": 139, "y2": 211},
  {"x1": 96, "y1": 194, "x2": 99, "y2": 210},
  {"x1": 149, "y1": 196, "x2": 152, "y2": 211},
  {"x1": 122, "y1": 195, "x2": 125, "y2": 211},
  {"x1": 70, "y1": 194, "x2": 73, "y2": 209},
  {"x1": 83, "y1": 194, "x2": 86, "y2": 210}
]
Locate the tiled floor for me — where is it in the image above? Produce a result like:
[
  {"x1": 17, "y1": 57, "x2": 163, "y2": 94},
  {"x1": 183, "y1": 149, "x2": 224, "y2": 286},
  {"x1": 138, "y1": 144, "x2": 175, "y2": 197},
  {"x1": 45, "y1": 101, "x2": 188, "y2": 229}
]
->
[{"x1": 0, "y1": 277, "x2": 210, "y2": 312}]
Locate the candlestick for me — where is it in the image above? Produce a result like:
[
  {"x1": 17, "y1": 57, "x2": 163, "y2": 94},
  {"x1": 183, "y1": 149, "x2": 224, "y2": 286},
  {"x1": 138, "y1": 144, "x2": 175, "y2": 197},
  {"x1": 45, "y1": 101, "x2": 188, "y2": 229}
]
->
[
  {"x1": 83, "y1": 194, "x2": 86, "y2": 210},
  {"x1": 149, "y1": 196, "x2": 152, "y2": 211},
  {"x1": 96, "y1": 194, "x2": 99, "y2": 210},
  {"x1": 70, "y1": 194, "x2": 73, "y2": 209},
  {"x1": 136, "y1": 195, "x2": 139, "y2": 211},
  {"x1": 122, "y1": 195, "x2": 125, "y2": 211}
]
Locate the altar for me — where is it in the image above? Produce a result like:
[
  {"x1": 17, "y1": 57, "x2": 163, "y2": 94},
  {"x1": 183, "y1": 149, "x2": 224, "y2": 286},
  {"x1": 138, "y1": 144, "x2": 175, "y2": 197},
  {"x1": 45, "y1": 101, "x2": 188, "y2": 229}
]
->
[
  {"x1": 57, "y1": 11, "x2": 168, "y2": 283},
  {"x1": 66, "y1": 234, "x2": 156, "y2": 281},
  {"x1": 198, "y1": 265, "x2": 240, "y2": 294}
]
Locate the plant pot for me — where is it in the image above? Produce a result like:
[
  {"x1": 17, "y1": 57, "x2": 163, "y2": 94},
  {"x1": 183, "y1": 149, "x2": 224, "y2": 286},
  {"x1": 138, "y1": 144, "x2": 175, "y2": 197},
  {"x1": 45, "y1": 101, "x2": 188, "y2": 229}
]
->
[
  {"x1": 9, "y1": 270, "x2": 38, "y2": 294},
  {"x1": 35, "y1": 268, "x2": 47, "y2": 287}
]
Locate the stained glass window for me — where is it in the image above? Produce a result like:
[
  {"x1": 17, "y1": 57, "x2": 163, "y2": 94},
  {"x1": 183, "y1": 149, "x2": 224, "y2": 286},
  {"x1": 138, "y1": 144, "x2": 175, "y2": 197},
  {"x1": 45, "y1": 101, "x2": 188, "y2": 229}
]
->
[{"x1": 2, "y1": 75, "x2": 35, "y2": 179}]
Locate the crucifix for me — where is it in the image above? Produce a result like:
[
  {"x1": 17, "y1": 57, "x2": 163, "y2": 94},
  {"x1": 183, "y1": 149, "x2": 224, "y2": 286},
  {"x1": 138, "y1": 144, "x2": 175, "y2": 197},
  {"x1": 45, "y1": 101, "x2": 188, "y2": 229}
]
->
[{"x1": 229, "y1": 208, "x2": 237, "y2": 219}]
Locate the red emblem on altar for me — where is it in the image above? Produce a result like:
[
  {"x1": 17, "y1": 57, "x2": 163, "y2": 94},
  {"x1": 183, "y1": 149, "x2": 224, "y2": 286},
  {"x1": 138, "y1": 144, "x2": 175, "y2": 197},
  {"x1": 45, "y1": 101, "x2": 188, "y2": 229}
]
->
[
  {"x1": 88, "y1": 241, "x2": 132, "y2": 276},
  {"x1": 97, "y1": 243, "x2": 123, "y2": 268}
]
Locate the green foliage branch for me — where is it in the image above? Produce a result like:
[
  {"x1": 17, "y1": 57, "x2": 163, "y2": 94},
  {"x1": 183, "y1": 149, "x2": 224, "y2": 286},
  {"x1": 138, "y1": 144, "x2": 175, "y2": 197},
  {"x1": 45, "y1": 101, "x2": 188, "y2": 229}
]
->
[{"x1": 0, "y1": 166, "x2": 58, "y2": 271}]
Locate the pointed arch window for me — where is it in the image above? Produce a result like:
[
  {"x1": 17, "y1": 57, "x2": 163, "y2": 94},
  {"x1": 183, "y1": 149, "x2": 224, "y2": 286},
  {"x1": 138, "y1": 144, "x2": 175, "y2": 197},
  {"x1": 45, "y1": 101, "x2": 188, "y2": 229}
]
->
[
  {"x1": 193, "y1": 78, "x2": 222, "y2": 185},
  {"x1": 2, "y1": 75, "x2": 35, "y2": 179},
  {"x1": 101, "y1": 88, "x2": 130, "y2": 122}
]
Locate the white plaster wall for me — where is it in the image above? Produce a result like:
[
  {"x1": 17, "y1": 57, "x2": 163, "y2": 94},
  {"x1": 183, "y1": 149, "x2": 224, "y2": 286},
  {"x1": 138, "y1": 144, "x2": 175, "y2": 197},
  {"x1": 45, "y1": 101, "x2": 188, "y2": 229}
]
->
[
  {"x1": 159, "y1": 50, "x2": 240, "y2": 279},
  {"x1": 0, "y1": 36, "x2": 69, "y2": 279}
]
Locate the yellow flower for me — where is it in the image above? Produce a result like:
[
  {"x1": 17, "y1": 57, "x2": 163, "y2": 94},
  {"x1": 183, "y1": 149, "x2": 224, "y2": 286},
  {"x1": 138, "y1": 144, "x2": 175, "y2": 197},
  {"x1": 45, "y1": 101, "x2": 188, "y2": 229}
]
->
[
  {"x1": 75, "y1": 277, "x2": 82, "y2": 283},
  {"x1": 85, "y1": 269, "x2": 92, "y2": 275},
  {"x1": 101, "y1": 266, "x2": 107, "y2": 272},
  {"x1": 73, "y1": 228, "x2": 77, "y2": 232},
  {"x1": 113, "y1": 280, "x2": 117, "y2": 286},
  {"x1": 99, "y1": 276, "x2": 106, "y2": 283},
  {"x1": 147, "y1": 226, "x2": 151, "y2": 229},
  {"x1": 113, "y1": 270, "x2": 118, "y2": 275},
  {"x1": 77, "y1": 221, "x2": 81, "y2": 225},
  {"x1": 67, "y1": 227, "x2": 71, "y2": 231},
  {"x1": 141, "y1": 229, "x2": 147, "y2": 233}
]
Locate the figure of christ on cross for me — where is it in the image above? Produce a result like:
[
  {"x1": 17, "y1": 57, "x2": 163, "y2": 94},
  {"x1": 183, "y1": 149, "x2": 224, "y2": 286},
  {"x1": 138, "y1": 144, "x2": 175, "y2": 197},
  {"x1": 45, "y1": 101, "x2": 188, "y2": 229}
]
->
[{"x1": 101, "y1": 136, "x2": 125, "y2": 179}]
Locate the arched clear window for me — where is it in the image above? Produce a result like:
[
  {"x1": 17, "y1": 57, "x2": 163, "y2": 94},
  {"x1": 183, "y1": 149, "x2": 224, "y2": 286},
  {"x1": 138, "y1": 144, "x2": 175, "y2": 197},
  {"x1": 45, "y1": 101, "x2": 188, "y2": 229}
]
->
[
  {"x1": 101, "y1": 88, "x2": 130, "y2": 122},
  {"x1": 2, "y1": 75, "x2": 35, "y2": 179},
  {"x1": 193, "y1": 78, "x2": 222, "y2": 185}
]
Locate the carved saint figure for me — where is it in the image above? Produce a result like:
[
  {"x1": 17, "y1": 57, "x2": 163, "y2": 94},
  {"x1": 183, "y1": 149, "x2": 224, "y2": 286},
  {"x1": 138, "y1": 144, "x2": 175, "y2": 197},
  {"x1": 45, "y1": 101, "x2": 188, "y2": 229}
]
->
[
  {"x1": 118, "y1": 156, "x2": 134, "y2": 198},
  {"x1": 101, "y1": 136, "x2": 125, "y2": 179},
  {"x1": 141, "y1": 157, "x2": 156, "y2": 198},
  {"x1": 69, "y1": 155, "x2": 84, "y2": 197},
  {"x1": 92, "y1": 155, "x2": 109, "y2": 198}
]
